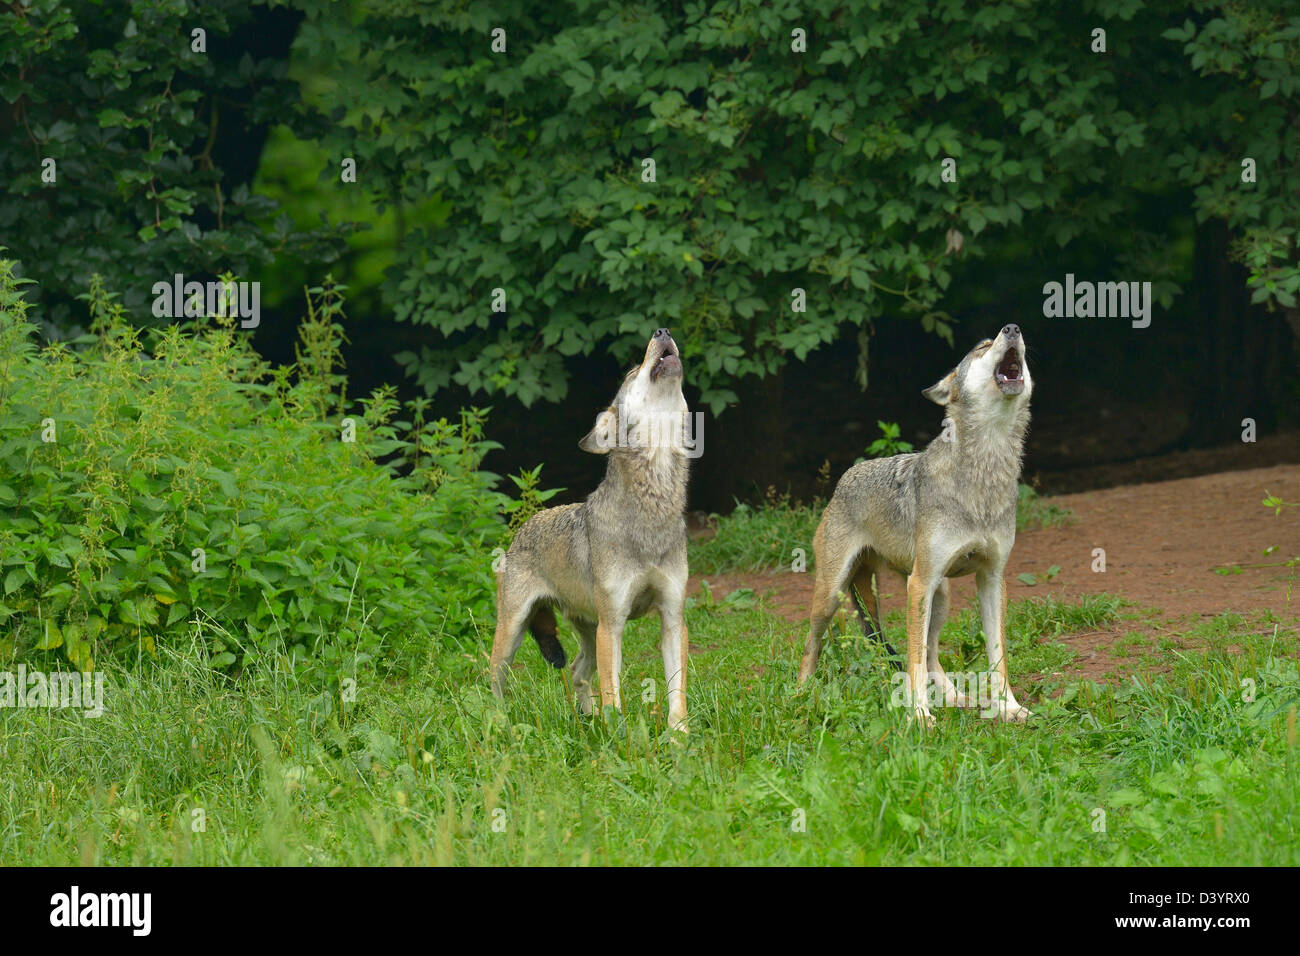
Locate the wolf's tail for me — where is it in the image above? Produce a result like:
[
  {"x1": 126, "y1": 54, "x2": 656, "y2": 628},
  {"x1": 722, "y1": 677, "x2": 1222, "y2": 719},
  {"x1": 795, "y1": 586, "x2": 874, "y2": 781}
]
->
[
  {"x1": 528, "y1": 604, "x2": 567, "y2": 669},
  {"x1": 851, "y1": 584, "x2": 901, "y2": 668}
]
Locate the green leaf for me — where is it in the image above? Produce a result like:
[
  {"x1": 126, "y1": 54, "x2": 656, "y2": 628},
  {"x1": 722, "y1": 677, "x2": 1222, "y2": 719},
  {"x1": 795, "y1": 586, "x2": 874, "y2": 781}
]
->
[
  {"x1": 35, "y1": 624, "x2": 63, "y2": 650},
  {"x1": 3, "y1": 568, "x2": 26, "y2": 595}
]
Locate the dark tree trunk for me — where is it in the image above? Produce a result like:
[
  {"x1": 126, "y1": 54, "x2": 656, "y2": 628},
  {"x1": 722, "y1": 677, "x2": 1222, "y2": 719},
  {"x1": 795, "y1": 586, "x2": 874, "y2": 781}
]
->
[
  {"x1": 195, "y1": 6, "x2": 306, "y2": 230},
  {"x1": 1188, "y1": 218, "x2": 1294, "y2": 446},
  {"x1": 691, "y1": 366, "x2": 787, "y2": 512}
]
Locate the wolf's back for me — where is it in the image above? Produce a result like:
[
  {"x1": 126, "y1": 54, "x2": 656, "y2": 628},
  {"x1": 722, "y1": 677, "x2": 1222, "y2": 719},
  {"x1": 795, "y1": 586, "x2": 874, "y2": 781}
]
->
[
  {"x1": 830, "y1": 453, "x2": 921, "y2": 514},
  {"x1": 509, "y1": 502, "x2": 592, "y2": 581}
]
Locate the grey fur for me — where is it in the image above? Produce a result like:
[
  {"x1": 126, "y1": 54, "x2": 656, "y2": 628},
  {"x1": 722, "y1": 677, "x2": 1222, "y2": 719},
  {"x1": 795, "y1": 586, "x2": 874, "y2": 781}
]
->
[
  {"x1": 797, "y1": 325, "x2": 1035, "y2": 724},
  {"x1": 489, "y1": 330, "x2": 692, "y2": 732}
]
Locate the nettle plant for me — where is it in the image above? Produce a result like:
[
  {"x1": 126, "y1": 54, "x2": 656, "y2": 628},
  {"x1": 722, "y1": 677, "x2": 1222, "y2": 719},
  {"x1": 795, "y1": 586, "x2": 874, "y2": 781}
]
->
[
  {"x1": 0, "y1": 259, "x2": 513, "y2": 682},
  {"x1": 866, "y1": 420, "x2": 914, "y2": 458}
]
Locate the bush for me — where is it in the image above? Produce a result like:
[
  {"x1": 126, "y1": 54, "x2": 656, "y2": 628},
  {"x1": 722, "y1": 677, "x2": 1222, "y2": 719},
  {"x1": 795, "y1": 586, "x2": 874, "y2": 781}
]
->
[
  {"x1": 0, "y1": 259, "x2": 513, "y2": 684},
  {"x1": 866, "y1": 420, "x2": 914, "y2": 459}
]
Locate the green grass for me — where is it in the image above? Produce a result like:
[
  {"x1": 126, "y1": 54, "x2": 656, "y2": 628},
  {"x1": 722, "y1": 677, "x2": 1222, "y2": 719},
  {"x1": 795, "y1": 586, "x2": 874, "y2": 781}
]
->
[
  {"x1": 1016, "y1": 482, "x2": 1076, "y2": 531},
  {"x1": 4, "y1": 597, "x2": 1296, "y2": 865},
  {"x1": 689, "y1": 496, "x2": 821, "y2": 574}
]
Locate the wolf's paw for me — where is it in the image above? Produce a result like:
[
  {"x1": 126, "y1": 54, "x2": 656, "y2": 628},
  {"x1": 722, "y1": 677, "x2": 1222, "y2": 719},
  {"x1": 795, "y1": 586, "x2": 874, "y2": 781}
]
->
[
  {"x1": 991, "y1": 700, "x2": 1032, "y2": 723},
  {"x1": 1007, "y1": 704, "x2": 1033, "y2": 723},
  {"x1": 909, "y1": 706, "x2": 937, "y2": 728},
  {"x1": 664, "y1": 714, "x2": 689, "y2": 745}
]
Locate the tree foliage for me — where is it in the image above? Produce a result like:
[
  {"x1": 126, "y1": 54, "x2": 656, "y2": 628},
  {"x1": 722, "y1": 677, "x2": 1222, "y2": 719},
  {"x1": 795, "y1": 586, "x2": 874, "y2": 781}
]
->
[
  {"x1": 1161, "y1": 7, "x2": 1300, "y2": 310},
  {"x1": 0, "y1": 0, "x2": 343, "y2": 322},
  {"x1": 3, "y1": 1, "x2": 1294, "y2": 411},
  {"x1": 292, "y1": 0, "x2": 1299, "y2": 414}
]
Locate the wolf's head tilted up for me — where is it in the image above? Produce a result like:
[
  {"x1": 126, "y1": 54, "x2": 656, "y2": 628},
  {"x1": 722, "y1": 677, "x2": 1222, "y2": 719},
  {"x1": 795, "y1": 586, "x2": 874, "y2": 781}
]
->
[
  {"x1": 920, "y1": 323, "x2": 1032, "y2": 463},
  {"x1": 579, "y1": 328, "x2": 689, "y2": 461},
  {"x1": 922, "y1": 323, "x2": 1032, "y2": 410}
]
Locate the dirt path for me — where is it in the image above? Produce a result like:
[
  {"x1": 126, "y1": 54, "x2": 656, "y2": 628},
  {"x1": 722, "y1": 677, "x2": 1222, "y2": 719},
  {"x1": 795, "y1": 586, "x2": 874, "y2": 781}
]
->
[{"x1": 690, "y1": 464, "x2": 1300, "y2": 678}]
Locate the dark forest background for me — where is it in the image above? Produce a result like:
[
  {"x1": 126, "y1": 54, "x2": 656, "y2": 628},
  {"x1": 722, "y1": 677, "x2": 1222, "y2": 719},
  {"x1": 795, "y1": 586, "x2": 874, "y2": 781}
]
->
[{"x1": 3, "y1": 0, "x2": 1297, "y2": 512}]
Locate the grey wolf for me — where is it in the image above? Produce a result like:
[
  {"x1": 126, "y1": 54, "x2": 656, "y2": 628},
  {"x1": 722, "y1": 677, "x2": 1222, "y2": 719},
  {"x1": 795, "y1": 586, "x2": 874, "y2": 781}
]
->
[
  {"x1": 489, "y1": 329, "x2": 691, "y2": 732},
  {"x1": 797, "y1": 324, "x2": 1034, "y2": 724}
]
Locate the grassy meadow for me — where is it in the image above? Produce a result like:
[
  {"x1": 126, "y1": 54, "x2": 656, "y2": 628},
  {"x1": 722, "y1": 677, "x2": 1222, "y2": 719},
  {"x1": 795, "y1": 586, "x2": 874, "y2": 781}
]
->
[
  {"x1": 2, "y1": 262, "x2": 1296, "y2": 866},
  {"x1": 5, "y1": 594, "x2": 1296, "y2": 866}
]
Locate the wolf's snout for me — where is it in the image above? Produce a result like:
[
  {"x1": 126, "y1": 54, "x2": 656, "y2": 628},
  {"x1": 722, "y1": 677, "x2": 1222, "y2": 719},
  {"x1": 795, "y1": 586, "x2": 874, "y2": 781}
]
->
[
  {"x1": 994, "y1": 334, "x2": 1025, "y2": 396},
  {"x1": 648, "y1": 328, "x2": 681, "y2": 382}
]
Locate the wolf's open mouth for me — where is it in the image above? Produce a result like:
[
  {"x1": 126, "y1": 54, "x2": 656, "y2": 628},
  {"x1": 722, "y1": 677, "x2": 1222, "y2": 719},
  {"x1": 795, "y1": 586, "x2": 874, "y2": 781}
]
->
[
  {"x1": 995, "y1": 348, "x2": 1024, "y2": 394},
  {"x1": 650, "y1": 342, "x2": 681, "y2": 381}
]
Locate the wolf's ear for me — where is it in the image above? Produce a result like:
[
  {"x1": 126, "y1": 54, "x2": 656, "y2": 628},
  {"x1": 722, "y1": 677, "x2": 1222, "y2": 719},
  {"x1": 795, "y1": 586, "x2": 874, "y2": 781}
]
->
[
  {"x1": 922, "y1": 371, "x2": 955, "y2": 406},
  {"x1": 579, "y1": 407, "x2": 618, "y2": 454}
]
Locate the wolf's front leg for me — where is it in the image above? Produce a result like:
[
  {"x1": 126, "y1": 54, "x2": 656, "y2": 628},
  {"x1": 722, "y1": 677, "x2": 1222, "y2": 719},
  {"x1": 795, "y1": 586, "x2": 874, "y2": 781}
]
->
[
  {"x1": 905, "y1": 567, "x2": 939, "y2": 727},
  {"x1": 926, "y1": 580, "x2": 968, "y2": 708},
  {"x1": 594, "y1": 588, "x2": 628, "y2": 716},
  {"x1": 976, "y1": 567, "x2": 1030, "y2": 722},
  {"x1": 594, "y1": 619, "x2": 624, "y2": 713},
  {"x1": 658, "y1": 591, "x2": 689, "y2": 733}
]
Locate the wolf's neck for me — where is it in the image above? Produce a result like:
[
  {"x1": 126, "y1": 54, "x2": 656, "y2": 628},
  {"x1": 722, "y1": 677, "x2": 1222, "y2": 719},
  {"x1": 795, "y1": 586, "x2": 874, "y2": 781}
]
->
[
  {"x1": 599, "y1": 445, "x2": 689, "y2": 520},
  {"x1": 942, "y1": 406, "x2": 1030, "y2": 509}
]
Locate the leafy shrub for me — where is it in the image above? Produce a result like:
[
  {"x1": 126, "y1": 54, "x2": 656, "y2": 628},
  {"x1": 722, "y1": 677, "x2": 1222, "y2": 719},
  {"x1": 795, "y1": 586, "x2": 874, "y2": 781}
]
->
[
  {"x1": 0, "y1": 258, "x2": 514, "y2": 683},
  {"x1": 502, "y1": 463, "x2": 563, "y2": 536}
]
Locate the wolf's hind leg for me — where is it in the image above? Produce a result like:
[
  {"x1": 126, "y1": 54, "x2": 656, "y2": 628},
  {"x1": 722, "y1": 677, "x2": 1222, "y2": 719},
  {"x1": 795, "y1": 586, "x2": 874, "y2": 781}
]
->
[
  {"x1": 570, "y1": 619, "x2": 598, "y2": 715},
  {"x1": 489, "y1": 592, "x2": 532, "y2": 698},
  {"x1": 851, "y1": 557, "x2": 899, "y2": 662},
  {"x1": 528, "y1": 603, "x2": 566, "y2": 669},
  {"x1": 799, "y1": 520, "x2": 861, "y2": 684}
]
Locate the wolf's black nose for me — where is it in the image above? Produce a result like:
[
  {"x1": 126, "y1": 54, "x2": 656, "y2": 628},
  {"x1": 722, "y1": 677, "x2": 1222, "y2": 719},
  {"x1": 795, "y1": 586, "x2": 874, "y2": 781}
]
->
[
  {"x1": 1002, "y1": 324, "x2": 1020, "y2": 338},
  {"x1": 654, "y1": 328, "x2": 671, "y2": 339}
]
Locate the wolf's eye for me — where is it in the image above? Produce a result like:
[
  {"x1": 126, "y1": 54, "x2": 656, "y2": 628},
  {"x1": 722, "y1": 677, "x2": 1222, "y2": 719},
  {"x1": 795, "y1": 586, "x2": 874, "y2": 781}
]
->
[{"x1": 974, "y1": 339, "x2": 993, "y2": 353}]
